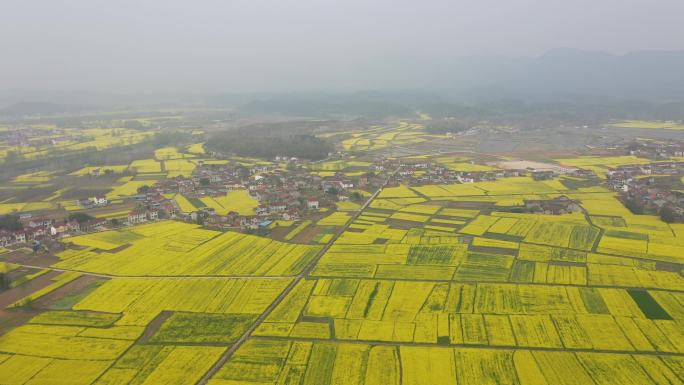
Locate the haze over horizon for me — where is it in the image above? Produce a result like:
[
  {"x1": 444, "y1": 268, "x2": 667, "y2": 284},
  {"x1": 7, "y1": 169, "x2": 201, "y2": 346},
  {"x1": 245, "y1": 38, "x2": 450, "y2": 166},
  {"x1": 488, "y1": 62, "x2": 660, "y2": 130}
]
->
[{"x1": 1, "y1": 0, "x2": 683, "y2": 94}]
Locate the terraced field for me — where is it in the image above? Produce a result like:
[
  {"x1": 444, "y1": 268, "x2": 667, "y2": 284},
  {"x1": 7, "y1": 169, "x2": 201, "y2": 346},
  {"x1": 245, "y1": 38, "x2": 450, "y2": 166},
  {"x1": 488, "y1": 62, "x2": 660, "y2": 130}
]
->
[{"x1": 3, "y1": 172, "x2": 684, "y2": 384}]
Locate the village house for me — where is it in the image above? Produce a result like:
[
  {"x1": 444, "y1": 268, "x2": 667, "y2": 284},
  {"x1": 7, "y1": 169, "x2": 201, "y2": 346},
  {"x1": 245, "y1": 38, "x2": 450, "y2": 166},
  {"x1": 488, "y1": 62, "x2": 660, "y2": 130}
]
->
[
  {"x1": 524, "y1": 196, "x2": 581, "y2": 215},
  {"x1": 127, "y1": 210, "x2": 148, "y2": 224},
  {"x1": 80, "y1": 218, "x2": 108, "y2": 232},
  {"x1": 78, "y1": 195, "x2": 108, "y2": 208},
  {"x1": 282, "y1": 209, "x2": 300, "y2": 221},
  {"x1": 13, "y1": 231, "x2": 26, "y2": 244},
  {"x1": 50, "y1": 223, "x2": 69, "y2": 237},
  {"x1": 269, "y1": 202, "x2": 287, "y2": 213},
  {"x1": 147, "y1": 209, "x2": 159, "y2": 221},
  {"x1": 531, "y1": 170, "x2": 556, "y2": 181},
  {"x1": 67, "y1": 221, "x2": 80, "y2": 233},
  {"x1": 0, "y1": 231, "x2": 15, "y2": 247},
  {"x1": 306, "y1": 198, "x2": 319, "y2": 209}
]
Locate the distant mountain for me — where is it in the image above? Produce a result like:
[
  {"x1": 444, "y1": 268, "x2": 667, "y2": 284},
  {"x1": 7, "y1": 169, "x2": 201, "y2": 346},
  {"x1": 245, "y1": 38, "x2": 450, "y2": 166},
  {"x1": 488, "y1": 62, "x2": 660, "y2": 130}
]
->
[
  {"x1": 238, "y1": 94, "x2": 416, "y2": 119},
  {"x1": 435, "y1": 48, "x2": 684, "y2": 102},
  {"x1": 0, "y1": 102, "x2": 69, "y2": 116},
  {"x1": 1, "y1": 49, "x2": 683, "y2": 113}
]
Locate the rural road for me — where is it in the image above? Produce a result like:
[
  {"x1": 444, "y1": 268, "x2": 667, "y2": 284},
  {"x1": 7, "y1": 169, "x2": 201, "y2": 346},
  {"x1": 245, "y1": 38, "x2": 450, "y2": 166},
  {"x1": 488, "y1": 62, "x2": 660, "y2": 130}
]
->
[{"x1": 196, "y1": 170, "x2": 392, "y2": 384}]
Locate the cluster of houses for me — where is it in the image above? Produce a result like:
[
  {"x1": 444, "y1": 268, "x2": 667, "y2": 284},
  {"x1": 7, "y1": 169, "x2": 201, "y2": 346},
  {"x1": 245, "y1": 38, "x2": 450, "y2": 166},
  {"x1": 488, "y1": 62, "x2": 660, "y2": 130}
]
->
[
  {"x1": 130, "y1": 161, "x2": 374, "y2": 231},
  {"x1": 606, "y1": 162, "x2": 684, "y2": 191},
  {"x1": 0, "y1": 205, "x2": 170, "y2": 248},
  {"x1": 0, "y1": 126, "x2": 72, "y2": 150},
  {"x1": 624, "y1": 140, "x2": 684, "y2": 160},
  {"x1": 127, "y1": 209, "x2": 160, "y2": 224},
  {"x1": 523, "y1": 196, "x2": 582, "y2": 215},
  {"x1": 0, "y1": 215, "x2": 108, "y2": 248},
  {"x1": 605, "y1": 162, "x2": 684, "y2": 220},
  {"x1": 0, "y1": 191, "x2": 174, "y2": 248},
  {"x1": 385, "y1": 158, "x2": 594, "y2": 186},
  {"x1": 0, "y1": 156, "x2": 381, "y2": 247},
  {"x1": 388, "y1": 159, "x2": 502, "y2": 186}
]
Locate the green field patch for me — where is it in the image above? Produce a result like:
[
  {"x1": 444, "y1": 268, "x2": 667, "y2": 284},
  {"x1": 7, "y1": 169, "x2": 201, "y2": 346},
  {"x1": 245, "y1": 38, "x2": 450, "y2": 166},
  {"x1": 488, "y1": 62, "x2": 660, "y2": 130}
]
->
[
  {"x1": 407, "y1": 245, "x2": 463, "y2": 266},
  {"x1": 590, "y1": 216, "x2": 627, "y2": 227},
  {"x1": 604, "y1": 230, "x2": 649, "y2": 241},
  {"x1": 453, "y1": 253, "x2": 514, "y2": 281},
  {"x1": 215, "y1": 340, "x2": 291, "y2": 383},
  {"x1": 510, "y1": 260, "x2": 536, "y2": 283},
  {"x1": 29, "y1": 310, "x2": 120, "y2": 327},
  {"x1": 187, "y1": 197, "x2": 206, "y2": 208},
  {"x1": 577, "y1": 288, "x2": 610, "y2": 315},
  {"x1": 482, "y1": 232, "x2": 524, "y2": 243},
  {"x1": 519, "y1": 243, "x2": 586, "y2": 263},
  {"x1": 49, "y1": 280, "x2": 106, "y2": 310},
  {"x1": 150, "y1": 312, "x2": 257, "y2": 344},
  {"x1": 375, "y1": 265, "x2": 456, "y2": 280},
  {"x1": 627, "y1": 290, "x2": 672, "y2": 320},
  {"x1": 569, "y1": 226, "x2": 601, "y2": 251}
]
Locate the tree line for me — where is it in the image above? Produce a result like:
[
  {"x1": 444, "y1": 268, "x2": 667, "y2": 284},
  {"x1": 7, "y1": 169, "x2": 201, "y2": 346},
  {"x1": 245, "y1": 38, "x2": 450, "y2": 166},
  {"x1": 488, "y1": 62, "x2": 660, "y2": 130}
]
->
[{"x1": 206, "y1": 129, "x2": 333, "y2": 160}]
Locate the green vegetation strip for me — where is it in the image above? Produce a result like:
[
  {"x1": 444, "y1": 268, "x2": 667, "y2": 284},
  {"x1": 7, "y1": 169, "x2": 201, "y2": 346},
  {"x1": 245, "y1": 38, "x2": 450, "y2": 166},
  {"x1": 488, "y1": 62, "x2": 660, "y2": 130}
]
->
[
  {"x1": 29, "y1": 310, "x2": 120, "y2": 327},
  {"x1": 605, "y1": 230, "x2": 649, "y2": 240},
  {"x1": 150, "y1": 312, "x2": 257, "y2": 344},
  {"x1": 627, "y1": 289, "x2": 672, "y2": 320},
  {"x1": 188, "y1": 197, "x2": 206, "y2": 208}
]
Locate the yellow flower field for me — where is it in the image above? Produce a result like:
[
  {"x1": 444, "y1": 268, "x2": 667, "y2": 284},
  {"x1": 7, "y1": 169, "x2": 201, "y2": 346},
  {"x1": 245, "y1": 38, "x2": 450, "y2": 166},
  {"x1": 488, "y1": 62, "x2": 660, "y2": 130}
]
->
[
  {"x1": 57, "y1": 221, "x2": 321, "y2": 276},
  {"x1": 200, "y1": 190, "x2": 258, "y2": 215}
]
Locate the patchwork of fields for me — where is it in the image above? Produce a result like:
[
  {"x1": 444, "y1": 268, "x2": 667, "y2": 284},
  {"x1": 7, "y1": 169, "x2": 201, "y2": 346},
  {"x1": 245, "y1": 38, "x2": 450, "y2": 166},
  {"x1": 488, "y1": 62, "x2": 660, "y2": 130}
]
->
[
  {"x1": 338, "y1": 122, "x2": 442, "y2": 152},
  {"x1": 253, "y1": 278, "x2": 684, "y2": 351},
  {"x1": 0, "y1": 277, "x2": 291, "y2": 384},
  {"x1": 0, "y1": 126, "x2": 153, "y2": 163},
  {"x1": 0, "y1": 145, "x2": 223, "y2": 218},
  {"x1": 209, "y1": 340, "x2": 684, "y2": 385},
  {"x1": 55, "y1": 221, "x2": 321, "y2": 276},
  {"x1": 3, "y1": 173, "x2": 684, "y2": 384}
]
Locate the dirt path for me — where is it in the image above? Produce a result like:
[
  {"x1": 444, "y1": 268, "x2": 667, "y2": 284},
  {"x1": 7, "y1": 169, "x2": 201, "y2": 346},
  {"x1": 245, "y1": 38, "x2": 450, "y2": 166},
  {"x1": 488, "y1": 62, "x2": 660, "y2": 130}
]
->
[
  {"x1": 248, "y1": 335, "x2": 684, "y2": 358},
  {"x1": 2, "y1": 250, "x2": 60, "y2": 266},
  {"x1": 14, "y1": 265, "x2": 294, "y2": 280},
  {"x1": 33, "y1": 275, "x2": 102, "y2": 309},
  {"x1": 138, "y1": 311, "x2": 173, "y2": 343},
  {"x1": 0, "y1": 309, "x2": 39, "y2": 335}
]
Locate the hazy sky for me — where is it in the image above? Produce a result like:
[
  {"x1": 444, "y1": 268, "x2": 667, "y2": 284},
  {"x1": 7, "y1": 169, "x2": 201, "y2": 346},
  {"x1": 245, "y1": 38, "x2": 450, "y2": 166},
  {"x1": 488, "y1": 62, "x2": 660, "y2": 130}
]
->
[{"x1": 1, "y1": 0, "x2": 683, "y2": 93}]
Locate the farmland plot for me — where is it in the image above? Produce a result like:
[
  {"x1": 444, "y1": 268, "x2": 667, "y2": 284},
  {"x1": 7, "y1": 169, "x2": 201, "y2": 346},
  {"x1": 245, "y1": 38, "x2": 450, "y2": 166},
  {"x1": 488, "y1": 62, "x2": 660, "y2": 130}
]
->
[
  {"x1": 209, "y1": 340, "x2": 684, "y2": 385},
  {"x1": 6, "y1": 167, "x2": 684, "y2": 385},
  {"x1": 56, "y1": 221, "x2": 321, "y2": 276}
]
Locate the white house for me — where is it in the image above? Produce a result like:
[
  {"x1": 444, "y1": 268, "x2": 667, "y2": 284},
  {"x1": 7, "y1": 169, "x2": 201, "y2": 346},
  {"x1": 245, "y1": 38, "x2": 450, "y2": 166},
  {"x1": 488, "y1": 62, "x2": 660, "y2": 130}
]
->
[{"x1": 128, "y1": 211, "x2": 148, "y2": 224}]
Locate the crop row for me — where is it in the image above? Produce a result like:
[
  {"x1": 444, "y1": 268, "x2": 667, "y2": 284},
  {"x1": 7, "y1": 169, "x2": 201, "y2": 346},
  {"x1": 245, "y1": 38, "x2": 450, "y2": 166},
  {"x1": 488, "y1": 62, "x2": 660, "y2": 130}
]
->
[
  {"x1": 57, "y1": 221, "x2": 321, "y2": 276},
  {"x1": 210, "y1": 339, "x2": 684, "y2": 385}
]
